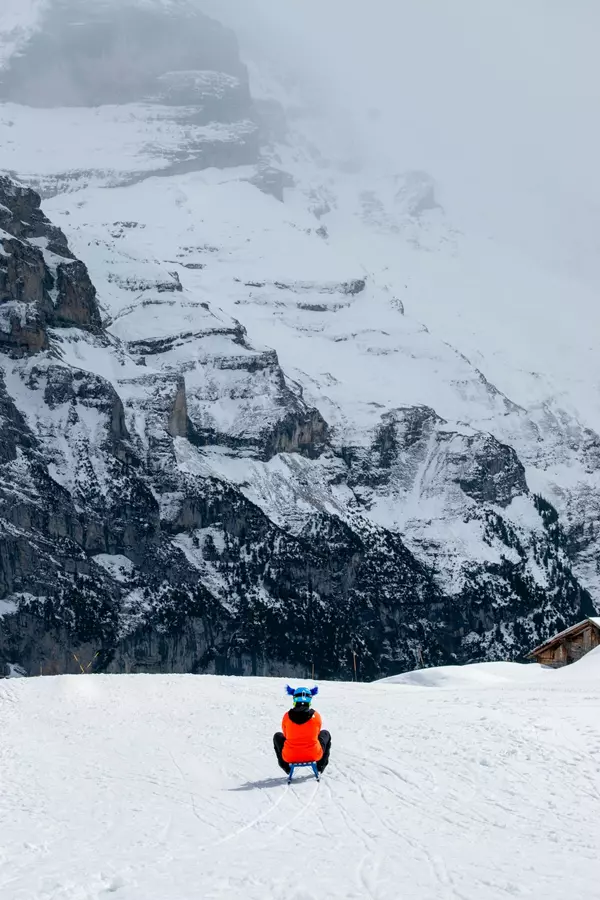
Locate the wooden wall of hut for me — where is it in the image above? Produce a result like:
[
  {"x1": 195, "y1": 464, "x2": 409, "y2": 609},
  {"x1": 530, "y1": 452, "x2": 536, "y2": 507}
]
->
[{"x1": 532, "y1": 622, "x2": 600, "y2": 668}]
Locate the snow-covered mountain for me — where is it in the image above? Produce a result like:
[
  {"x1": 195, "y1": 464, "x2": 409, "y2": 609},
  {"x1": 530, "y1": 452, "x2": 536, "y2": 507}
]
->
[
  {"x1": 2, "y1": 656, "x2": 600, "y2": 899},
  {"x1": 0, "y1": 0, "x2": 598, "y2": 677}
]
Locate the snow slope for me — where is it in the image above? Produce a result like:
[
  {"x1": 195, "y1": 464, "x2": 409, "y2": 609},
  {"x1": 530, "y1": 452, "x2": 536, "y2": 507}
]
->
[
  {"x1": 0, "y1": 102, "x2": 256, "y2": 191},
  {"x1": 1, "y1": 661, "x2": 600, "y2": 900}
]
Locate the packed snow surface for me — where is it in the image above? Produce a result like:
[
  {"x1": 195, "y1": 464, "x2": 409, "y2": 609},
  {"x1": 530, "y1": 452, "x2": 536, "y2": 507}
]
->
[{"x1": 2, "y1": 659, "x2": 600, "y2": 899}]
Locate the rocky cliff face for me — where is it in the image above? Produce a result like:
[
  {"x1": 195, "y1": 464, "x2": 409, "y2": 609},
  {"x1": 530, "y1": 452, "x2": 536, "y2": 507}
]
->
[
  {"x1": 0, "y1": 176, "x2": 101, "y2": 353},
  {"x1": 0, "y1": 175, "x2": 593, "y2": 678}
]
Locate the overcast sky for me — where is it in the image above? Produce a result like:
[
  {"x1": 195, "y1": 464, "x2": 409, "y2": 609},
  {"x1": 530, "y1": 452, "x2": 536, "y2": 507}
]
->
[
  {"x1": 3, "y1": 0, "x2": 599, "y2": 284},
  {"x1": 197, "y1": 0, "x2": 600, "y2": 284}
]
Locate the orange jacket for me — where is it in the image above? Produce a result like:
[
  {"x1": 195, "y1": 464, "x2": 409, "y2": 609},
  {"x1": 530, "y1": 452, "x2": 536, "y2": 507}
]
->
[{"x1": 281, "y1": 709, "x2": 323, "y2": 763}]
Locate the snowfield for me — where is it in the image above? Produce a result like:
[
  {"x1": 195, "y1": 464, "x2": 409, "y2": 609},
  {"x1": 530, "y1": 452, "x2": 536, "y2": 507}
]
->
[
  {"x1": 0, "y1": 102, "x2": 256, "y2": 190},
  {"x1": 2, "y1": 657, "x2": 599, "y2": 899}
]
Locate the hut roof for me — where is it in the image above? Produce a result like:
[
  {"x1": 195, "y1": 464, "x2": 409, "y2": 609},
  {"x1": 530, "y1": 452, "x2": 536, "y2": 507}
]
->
[{"x1": 527, "y1": 617, "x2": 600, "y2": 659}]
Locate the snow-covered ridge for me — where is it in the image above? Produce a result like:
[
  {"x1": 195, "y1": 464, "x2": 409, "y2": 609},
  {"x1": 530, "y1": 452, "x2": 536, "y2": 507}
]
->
[{"x1": 0, "y1": 103, "x2": 258, "y2": 191}]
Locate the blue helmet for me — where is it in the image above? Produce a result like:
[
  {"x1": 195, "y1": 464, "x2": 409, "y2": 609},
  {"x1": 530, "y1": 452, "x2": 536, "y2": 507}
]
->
[{"x1": 286, "y1": 685, "x2": 319, "y2": 707}]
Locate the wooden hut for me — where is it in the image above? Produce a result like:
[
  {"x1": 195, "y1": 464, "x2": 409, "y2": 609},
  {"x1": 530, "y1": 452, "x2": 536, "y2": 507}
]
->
[{"x1": 527, "y1": 617, "x2": 600, "y2": 667}]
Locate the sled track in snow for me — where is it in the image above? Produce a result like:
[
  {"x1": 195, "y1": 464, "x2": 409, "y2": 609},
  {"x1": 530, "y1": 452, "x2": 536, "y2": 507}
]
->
[{"x1": 2, "y1": 673, "x2": 600, "y2": 899}]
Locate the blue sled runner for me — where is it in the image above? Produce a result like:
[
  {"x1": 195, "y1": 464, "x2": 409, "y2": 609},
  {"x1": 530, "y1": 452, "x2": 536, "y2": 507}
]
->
[{"x1": 287, "y1": 761, "x2": 320, "y2": 784}]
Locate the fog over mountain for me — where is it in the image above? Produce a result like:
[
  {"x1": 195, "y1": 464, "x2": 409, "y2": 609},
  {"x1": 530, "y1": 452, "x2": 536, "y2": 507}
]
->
[
  {"x1": 200, "y1": 0, "x2": 600, "y2": 425},
  {"x1": 0, "y1": 0, "x2": 598, "y2": 677},
  {"x1": 205, "y1": 0, "x2": 600, "y2": 278}
]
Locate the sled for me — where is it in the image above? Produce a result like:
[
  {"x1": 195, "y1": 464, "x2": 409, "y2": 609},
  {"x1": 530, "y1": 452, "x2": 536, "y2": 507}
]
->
[{"x1": 287, "y1": 761, "x2": 320, "y2": 784}]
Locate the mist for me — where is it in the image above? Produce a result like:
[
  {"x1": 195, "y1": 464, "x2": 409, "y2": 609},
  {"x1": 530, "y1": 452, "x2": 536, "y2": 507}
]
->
[
  {"x1": 2, "y1": 0, "x2": 600, "y2": 284},
  {"x1": 198, "y1": 0, "x2": 600, "y2": 285}
]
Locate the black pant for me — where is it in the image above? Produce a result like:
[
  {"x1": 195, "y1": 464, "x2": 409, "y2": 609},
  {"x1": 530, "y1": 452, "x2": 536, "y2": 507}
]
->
[{"x1": 273, "y1": 730, "x2": 331, "y2": 773}]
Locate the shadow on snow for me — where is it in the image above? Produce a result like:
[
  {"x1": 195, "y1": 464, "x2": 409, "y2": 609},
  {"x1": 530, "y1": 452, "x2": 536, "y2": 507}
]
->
[{"x1": 229, "y1": 774, "x2": 316, "y2": 791}]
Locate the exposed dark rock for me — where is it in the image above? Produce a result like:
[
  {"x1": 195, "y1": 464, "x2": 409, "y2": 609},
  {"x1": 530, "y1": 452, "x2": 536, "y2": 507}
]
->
[
  {"x1": 0, "y1": 176, "x2": 74, "y2": 256},
  {"x1": 0, "y1": 237, "x2": 52, "y2": 354},
  {"x1": 0, "y1": 178, "x2": 102, "y2": 353},
  {"x1": 33, "y1": 363, "x2": 131, "y2": 450},
  {"x1": 272, "y1": 279, "x2": 366, "y2": 296},
  {"x1": 343, "y1": 407, "x2": 527, "y2": 508},
  {"x1": 188, "y1": 404, "x2": 329, "y2": 463},
  {"x1": 54, "y1": 261, "x2": 102, "y2": 330},
  {"x1": 126, "y1": 327, "x2": 237, "y2": 358},
  {"x1": 342, "y1": 279, "x2": 367, "y2": 296},
  {"x1": 0, "y1": 237, "x2": 52, "y2": 308},
  {"x1": 267, "y1": 408, "x2": 329, "y2": 459},
  {"x1": 183, "y1": 343, "x2": 330, "y2": 461},
  {"x1": 342, "y1": 406, "x2": 442, "y2": 490},
  {"x1": 107, "y1": 273, "x2": 182, "y2": 294},
  {"x1": 247, "y1": 167, "x2": 295, "y2": 202},
  {"x1": 168, "y1": 378, "x2": 189, "y2": 439},
  {"x1": 450, "y1": 433, "x2": 528, "y2": 507}
]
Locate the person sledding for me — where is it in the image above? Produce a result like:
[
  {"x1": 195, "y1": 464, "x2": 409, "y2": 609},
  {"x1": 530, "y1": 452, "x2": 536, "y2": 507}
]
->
[{"x1": 273, "y1": 685, "x2": 331, "y2": 776}]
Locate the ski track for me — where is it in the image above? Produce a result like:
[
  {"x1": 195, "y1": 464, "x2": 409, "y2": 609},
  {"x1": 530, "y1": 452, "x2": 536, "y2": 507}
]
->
[{"x1": 1, "y1": 667, "x2": 600, "y2": 900}]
